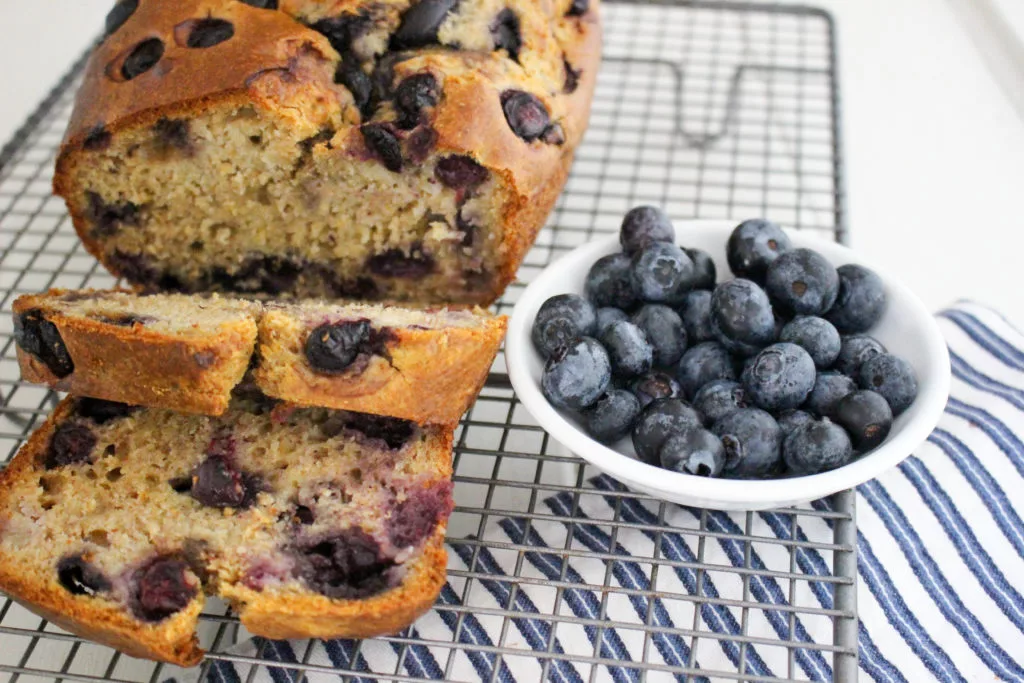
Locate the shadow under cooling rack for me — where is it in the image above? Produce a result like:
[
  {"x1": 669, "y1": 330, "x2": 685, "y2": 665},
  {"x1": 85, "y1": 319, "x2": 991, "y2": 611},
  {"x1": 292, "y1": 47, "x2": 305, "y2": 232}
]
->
[{"x1": 0, "y1": 1, "x2": 855, "y2": 682}]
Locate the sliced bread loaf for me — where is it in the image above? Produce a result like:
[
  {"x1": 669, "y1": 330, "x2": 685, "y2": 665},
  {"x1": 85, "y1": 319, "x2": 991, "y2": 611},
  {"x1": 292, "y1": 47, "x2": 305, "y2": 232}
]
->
[{"x1": 14, "y1": 289, "x2": 506, "y2": 424}]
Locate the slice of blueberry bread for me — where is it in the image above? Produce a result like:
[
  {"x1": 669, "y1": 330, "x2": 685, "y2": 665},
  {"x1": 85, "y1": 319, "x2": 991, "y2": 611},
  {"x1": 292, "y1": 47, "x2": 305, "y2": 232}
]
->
[
  {"x1": 14, "y1": 289, "x2": 506, "y2": 424},
  {"x1": 255, "y1": 300, "x2": 506, "y2": 424},
  {"x1": 0, "y1": 396, "x2": 454, "y2": 665},
  {"x1": 53, "y1": 0, "x2": 600, "y2": 305},
  {"x1": 13, "y1": 289, "x2": 259, "y2": 415}
]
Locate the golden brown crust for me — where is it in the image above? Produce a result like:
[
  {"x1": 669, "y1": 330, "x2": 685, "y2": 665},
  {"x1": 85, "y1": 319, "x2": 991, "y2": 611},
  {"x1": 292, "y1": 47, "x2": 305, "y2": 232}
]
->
[
  {"x1": 255, "y1": 309, "x2": 506, "y2": 425},
  {"x1": 0, "y1": 398, "x2": 455, "y2": 666},
  {"x1": 0, "y1": 399, "x2": 205, "y2": 666}
]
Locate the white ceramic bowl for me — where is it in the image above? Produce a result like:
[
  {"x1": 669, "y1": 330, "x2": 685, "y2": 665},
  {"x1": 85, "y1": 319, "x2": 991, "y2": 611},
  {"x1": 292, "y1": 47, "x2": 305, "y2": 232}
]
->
[{"x1": 506, "y1": 220, "x2": 951, "y2": 510}]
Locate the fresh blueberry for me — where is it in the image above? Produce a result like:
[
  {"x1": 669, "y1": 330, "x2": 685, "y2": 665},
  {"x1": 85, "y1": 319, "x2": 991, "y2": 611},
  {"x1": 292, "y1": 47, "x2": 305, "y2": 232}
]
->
[
  {"x1": 292, "y1": 528, "x2": 394, "y2": 599},
  {"x1": 630, "y1": 304, "x2": 687, "y2": 367},
  {"x1": 779, "y1": 316, "x2": 841, "y2": 369},
  {"x1": 629, "y1": 371, "x2": 682, "y2": 409},
  {"x1": 676, "y1": 341, "x2": 736, "y2": 399},
  {"x1": 693, "y1": 379, "x2": 748, "y2": 426},
  {"x1": 14, "y1": 310, "x2": 74, "y2": 378},
  {"x1": 712, "y1": 408, "x2": 783, "y2": 478},
  {"x1": 585, "y1": 253, "x2": 638, "y2": 310},
  {"x1": 783, "y1": 418, "x2": 854, "y2": 475},
  {"x1": 600, "y1": 321, "x2": 653, "y2": 378},
  {"x1": 542, "y1": 337, "x2": 611, "y2": 410},
  {"x1": 532, "y1": 318, "x2": 577, "y2": 360},
  {"x1": 726, "y1": 219, "x2": 791, "y2": 283},
  {"x1": 57, "y1": 555, "x2": 112, "y2": 596},
  {"x1": 44, "y1": 423, "x2": 97, "y2": 470},
  {"x1": 741, "y1": 342, "x2": 816, "y2": 412},
  {"x1": 765, "y1": 248, "x2": 839, "y2": 316},
  {"x1": 834, "y1": 335, "x2": 887, "y2": 377},
  {"x1": 826, "y1": 264, "x2": 887, "y2": 334},
  {"x1": 305, "y1": 321, "x2": 372, "y2": 373},
  {"x1": 804, "y1": 371, "x2": 856, "y2": 417},
  {"x1": 659, "y1": 429, "x2": 726, "y2": 477},
  {"x1": 620, "y1": 206, "x2": 674, "y2": 255},
  {"x1": 595, "y1": 307, "x2": 629, "y2": 335},
  {"x1": 584, "y1": 390, "x2": 641, "y2": 443},
  {"x1": 857, "y1": 354, "x2": 918, "y2": 416},
  {"x1": 685, "y1": 248, "x2": 717, "y2": 290},
  {"x1": 631, "y1": 398, "x2": 703, "y2": 465},
  {"x1": 77, "y1": 398, "x2": 138, "y2": 424},
  {"x1": 777, "y1": 409, "x2": 814, "y2": 437},
  {"x1": 630, "y1": 242, "x2": 695, "y2": 305},
  {"x1": 740, "y1": 354, "x2": 757, "y2": 379},
  {"x1": 709, "y1": 279, "x2": 776, "y2": 356},
  {"x1": 131, "y1": 557, "x2": 198, "y2": 622},
  {"x1": 391, "y1": 0, "x2": 458, "y2": 48},
  {"x1": 532, "y1": 294, "x2": 597, "y2": 358},
  {"x1": 678, "y1": 290, "x2": 714, "y2": 344},
  {"x1": 833, "y1": 390, "x2": 893, "y2": 451}
]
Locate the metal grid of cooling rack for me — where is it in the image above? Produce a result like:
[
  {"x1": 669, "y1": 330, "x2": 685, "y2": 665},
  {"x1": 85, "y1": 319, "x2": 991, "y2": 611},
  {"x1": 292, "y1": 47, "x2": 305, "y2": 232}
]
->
[{"x1": 0, "y1": 1, "x2": 856, "y2": 681}]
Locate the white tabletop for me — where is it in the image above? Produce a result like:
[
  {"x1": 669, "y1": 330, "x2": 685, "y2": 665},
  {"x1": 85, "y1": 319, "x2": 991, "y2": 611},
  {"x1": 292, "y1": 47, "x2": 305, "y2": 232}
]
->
[{"x1": 2, "y1": 0, "x2": 1020, "y2": 324}]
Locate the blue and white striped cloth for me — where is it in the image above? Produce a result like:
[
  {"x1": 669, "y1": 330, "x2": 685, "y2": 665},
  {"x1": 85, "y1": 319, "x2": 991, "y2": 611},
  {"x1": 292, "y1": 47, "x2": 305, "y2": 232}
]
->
[{"x1": 197, "y1": 302, "x2": 1024, "y2": 682}]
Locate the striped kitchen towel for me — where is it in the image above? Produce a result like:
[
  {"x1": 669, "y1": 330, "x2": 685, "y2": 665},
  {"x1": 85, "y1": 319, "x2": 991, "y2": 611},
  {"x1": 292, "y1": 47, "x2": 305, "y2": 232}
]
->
[{"x1": 196, "y1": 302, "x2": 1024, "y2": 682}]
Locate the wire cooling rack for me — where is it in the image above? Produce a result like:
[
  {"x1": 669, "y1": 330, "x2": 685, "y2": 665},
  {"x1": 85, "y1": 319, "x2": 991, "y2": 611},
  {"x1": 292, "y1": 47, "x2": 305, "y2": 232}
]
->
[{"x1": 0, "y1": 1, "x2": 855, "y2": 681}]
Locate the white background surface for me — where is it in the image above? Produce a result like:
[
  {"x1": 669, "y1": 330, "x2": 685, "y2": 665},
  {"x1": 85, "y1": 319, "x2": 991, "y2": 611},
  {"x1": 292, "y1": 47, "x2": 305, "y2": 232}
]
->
[{"x1": 1, "y1": 0, "x2": 1021, "y2": 324}]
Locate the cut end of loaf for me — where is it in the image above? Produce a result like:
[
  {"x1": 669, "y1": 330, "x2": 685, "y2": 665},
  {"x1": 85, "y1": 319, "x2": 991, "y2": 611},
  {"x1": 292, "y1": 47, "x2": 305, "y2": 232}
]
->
[
  {"x1": 60, "y1": 102, "x2": 512, "y2": 304},
  {"x1": 0, "y1": 397, "x2": 453, "y2": 664}
]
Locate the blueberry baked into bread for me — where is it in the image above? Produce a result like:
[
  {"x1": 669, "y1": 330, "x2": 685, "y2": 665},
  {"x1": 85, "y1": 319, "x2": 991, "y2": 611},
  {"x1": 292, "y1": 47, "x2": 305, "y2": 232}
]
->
[
  {"x1": 14, "y1": 289, "x2": 506, "y2": 424},
  {"x1": 256, "y1": 299, "x2": 506, "y2": 424},
  {"x1": 14, "y1": 290, "x2": 260, "y2": 415},
  {"x1": 0, "y1": 396, "x2": 454, "y2": 665},
  {"x1": 53, "y1": 0, "x2": 601, "y2": 304}
]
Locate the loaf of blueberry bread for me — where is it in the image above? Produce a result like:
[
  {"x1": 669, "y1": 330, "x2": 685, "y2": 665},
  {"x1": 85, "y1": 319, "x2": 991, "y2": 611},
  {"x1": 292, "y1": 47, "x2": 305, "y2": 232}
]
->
[
  {"x1": 53, "y1": 0, "x2": 600, "y2": 305},
  {"x1": 14, "y1": 289, "x2": 506, "y2": 424},
  {"x1": 0, "y1": 396, "x2": 454, "y2": 665}
]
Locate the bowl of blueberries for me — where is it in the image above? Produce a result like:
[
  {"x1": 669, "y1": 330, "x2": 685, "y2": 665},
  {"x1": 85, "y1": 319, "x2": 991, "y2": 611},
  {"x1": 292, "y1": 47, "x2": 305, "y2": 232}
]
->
[{"x1": 506, "y1": 209, "x2": 951, "y2": 510}]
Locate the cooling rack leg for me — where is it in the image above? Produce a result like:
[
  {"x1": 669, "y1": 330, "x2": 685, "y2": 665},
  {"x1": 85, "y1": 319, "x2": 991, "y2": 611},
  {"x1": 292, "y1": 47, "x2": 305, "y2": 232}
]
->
[{"x1": 830, "y1": 488, "x2": 859, "y2": 681}]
